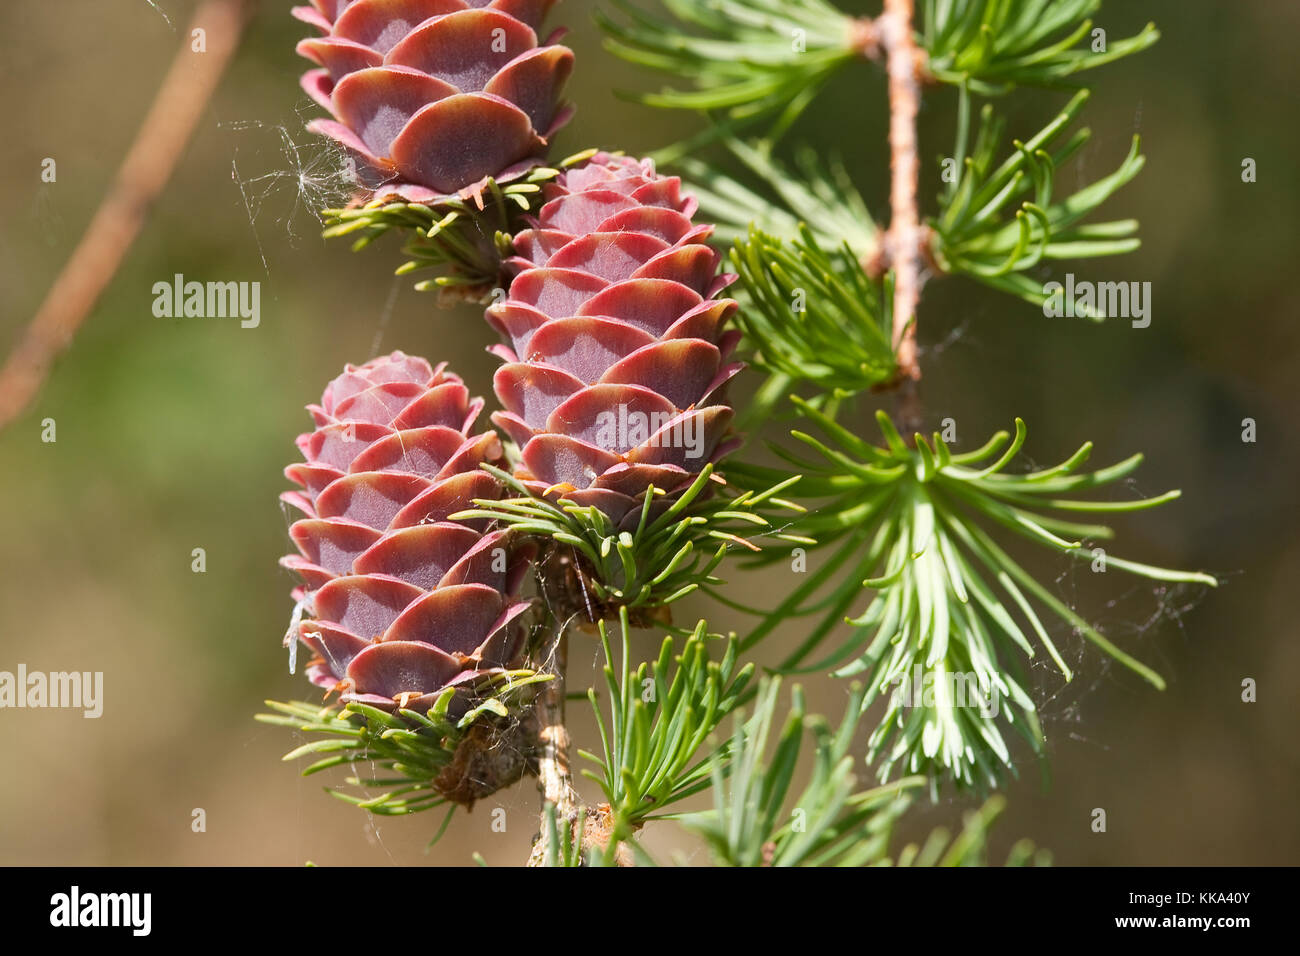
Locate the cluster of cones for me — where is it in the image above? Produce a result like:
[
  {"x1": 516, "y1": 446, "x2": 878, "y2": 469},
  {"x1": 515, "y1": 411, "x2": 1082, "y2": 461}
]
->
[{"x1": 283, "y1": 0, "x2": 739, "y2": 721}]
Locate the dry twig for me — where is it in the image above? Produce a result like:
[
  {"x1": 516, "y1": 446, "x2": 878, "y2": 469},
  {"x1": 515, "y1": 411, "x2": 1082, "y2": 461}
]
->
[{"x1": 0, "y1": 0, "x2": 254, "y2": 429}]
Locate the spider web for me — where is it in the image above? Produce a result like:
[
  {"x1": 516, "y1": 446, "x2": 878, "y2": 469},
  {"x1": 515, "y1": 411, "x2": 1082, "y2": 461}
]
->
[
  {"x1": 225, "y1": 110, "x2": 359, "y2": 274},
  {"x1": 1025, "y1": 459, "x2": 1218, "y2": 751},
  {"x1": 142, "y1": 0, "x2": 174, "y2": 31}
]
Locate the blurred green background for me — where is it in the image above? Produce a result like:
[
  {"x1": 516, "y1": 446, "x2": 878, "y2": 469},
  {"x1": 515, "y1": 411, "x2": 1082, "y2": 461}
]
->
[{"x1": 0, "y1": 0, "x2": 1295, "y2": 865}]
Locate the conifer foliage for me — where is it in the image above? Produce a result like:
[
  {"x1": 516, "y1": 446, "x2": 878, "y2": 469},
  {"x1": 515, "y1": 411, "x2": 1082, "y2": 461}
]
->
[{"x1": 262, "y1": 0, "x2": 1213, "y2": 865}]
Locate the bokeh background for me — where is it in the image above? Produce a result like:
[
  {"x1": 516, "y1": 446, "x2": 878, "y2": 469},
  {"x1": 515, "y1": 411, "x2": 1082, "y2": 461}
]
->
[{"x1": 0, "y1": 0, "x2": 1295, "y2": 866}]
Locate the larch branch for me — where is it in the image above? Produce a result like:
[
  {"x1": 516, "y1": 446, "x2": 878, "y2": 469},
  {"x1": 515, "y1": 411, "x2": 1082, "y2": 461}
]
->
[
  {"x1": 879, "y1": 0, "x2": 927, "y2": 431},
  {"x1": 0, "y1": 0, "x2": 253, "y2": 430}
]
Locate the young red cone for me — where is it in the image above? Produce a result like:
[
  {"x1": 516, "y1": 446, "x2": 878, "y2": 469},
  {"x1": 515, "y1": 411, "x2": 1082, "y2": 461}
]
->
[
  {"x1": 281, "y1": 352, "x2": 531, "y2": 713},
  {"x1": 487, "y1": 152, "x2": 743, "y2": 527},
  {"x1": 295, "y1": 0, "x2": 573, "y2": 202}
]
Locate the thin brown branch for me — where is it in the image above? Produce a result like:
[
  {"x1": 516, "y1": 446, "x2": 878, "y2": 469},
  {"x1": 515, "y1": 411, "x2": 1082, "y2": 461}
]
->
[
  {"x1": 0, "y1": 0, "x2": 253, "y2": 430},
  {"x1": 878, "y1": 0, "x2": 927, "y2": 433},
  {"x1": 526, "y1": 618, "x2": 578, "y2": 867}
]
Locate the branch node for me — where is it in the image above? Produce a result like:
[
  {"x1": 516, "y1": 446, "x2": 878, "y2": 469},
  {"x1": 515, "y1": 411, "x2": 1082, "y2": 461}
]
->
[{"x1": 849, "y1": 18, "x2": 881, "y2": 60}]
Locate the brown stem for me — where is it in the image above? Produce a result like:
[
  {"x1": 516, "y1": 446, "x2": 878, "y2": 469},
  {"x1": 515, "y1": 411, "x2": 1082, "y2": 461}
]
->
[
  {"x1": 878, "y1": 0, "x2": 927, "y2": 433},
  {"x1": 523, "y1": 595, "x2": 635, "y2": 866},
  {"x1": 0, "y1": 0, "x2": 253, "y2": 430},
  {"x1": 526, "y1": 616, "x2": 578, "y2": 866}
]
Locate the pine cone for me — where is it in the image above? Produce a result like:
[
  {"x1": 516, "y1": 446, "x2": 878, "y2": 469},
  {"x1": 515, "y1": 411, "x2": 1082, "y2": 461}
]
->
[
  {"x1": 281, "y1": 352, "x2": 532, "y2": 713},
  {"x1": 295, "y1": 0, "x2": 573, "y2": 201},
  {"x1": 488, "y1": 152, "x2": 743, "y2": 526}
]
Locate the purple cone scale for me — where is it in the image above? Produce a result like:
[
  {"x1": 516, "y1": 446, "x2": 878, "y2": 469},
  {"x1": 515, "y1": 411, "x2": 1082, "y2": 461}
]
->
[
  {"x1": 294, "y1": 0, "x2": 573, "y2": 202},
  {"x1": 488, "y1": 152, "x2": 743, "y2": 527},
  {"x1": 281, "y1": 352, "x2": 531, "y2": 712}
]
